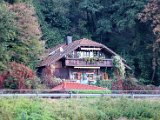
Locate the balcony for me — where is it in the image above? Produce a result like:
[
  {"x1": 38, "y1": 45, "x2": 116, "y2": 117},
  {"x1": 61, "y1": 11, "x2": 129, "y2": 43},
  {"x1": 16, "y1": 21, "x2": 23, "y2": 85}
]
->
[{"x1": 65, "y1": 58, "x2": 113, "y2": 67}]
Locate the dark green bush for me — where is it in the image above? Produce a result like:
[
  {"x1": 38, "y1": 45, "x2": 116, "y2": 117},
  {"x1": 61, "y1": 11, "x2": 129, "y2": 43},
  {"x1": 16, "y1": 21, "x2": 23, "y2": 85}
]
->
[
  {"x1": 96, "y1": 80, "x2": 113, "y2": 90},
  {"x1": 71, "y1": 90, "x2": 112, "y2": 94}
]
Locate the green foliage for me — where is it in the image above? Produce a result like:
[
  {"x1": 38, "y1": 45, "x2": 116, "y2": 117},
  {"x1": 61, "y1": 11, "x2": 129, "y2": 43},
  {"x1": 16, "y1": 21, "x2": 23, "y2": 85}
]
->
[
  {"x1": 33, "y1": 0, "x2": 94, "y2": 48},
  {"x1": 96, "y1": 80, "x2": 112, "y2": 90},
  {"x1": 113, "y1": 55, "x2": 126, "y2": 78},
  {"x1": 0, "y1": 98, "x2": 160, "y2": 120},
  {"x1": 0, "y1": 3, "x2": 17, "y2": 71},
  {"x1": 71, "y1": 90, "x2": 111, "y2": 94},
  {"x1": 33, "y1": 0, "x2": 69, "y2": 48},
  {"x1": 32, "y1": 0, "x2": 157, "y2": 86},
  {"x1": 0, "y1": 0, "x2": 158, "y2": 86},
  {"x1": 3, "y1": 76, "x2": 18, "y2": 89},
  {"x1": 0, "y1": 2, "x2": 45, "y2": 71}
]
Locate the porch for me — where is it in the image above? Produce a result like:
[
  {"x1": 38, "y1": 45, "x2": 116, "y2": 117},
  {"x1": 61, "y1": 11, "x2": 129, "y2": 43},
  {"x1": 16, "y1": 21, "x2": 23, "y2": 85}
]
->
[
  {"x1": 68, "y1": 68, "x2": 109, "y2": 84},
  {"x1": 65, "y1": 58, "x2": 113, "y2": 67}
]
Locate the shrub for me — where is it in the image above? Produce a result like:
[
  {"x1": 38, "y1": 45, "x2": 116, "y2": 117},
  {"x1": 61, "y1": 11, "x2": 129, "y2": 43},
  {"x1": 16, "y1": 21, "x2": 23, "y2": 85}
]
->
[
  {"x1": 42, "y1": 75, "x2": 62, "y2": 88},
  {"x1": 96, "y1": 80, "x2": 112, "y2": 90},
  {"x1": 1, "y1": 62, "x2": 37, "y2": 89},
  {"x1": 71, "y1": 90, "x2": 112, "y2": 94},
  {"x1": 0, "y1": 98, "x2": 160, "y2": 120},
  {"x1": 112, "y1": 55, "x2": 126, "y2": 78}
]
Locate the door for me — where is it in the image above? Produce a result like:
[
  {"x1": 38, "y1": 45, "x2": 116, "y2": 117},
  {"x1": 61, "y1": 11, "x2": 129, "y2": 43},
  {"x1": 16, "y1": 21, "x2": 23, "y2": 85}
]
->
[
  {"x1": 81, "y1": 72, "x2": 88, "y2": 84},
  {"x1": 81, "y1": 73, "x2": 94, "y2": 84},
  {"x1": 86, "y1": 73, "x2": 94, "y2": 82}
]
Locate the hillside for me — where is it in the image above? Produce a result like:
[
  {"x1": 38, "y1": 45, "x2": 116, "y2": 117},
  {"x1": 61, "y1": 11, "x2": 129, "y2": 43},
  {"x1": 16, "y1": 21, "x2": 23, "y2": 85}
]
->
[{"x1": 0, "y1": 0, "x2": 160, "y2": 88}]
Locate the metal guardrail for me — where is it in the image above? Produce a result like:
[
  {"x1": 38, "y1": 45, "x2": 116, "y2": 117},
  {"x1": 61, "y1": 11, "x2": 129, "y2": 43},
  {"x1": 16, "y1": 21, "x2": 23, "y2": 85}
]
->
[
  {"x1": 0, "y1": 90, "x2": 160, "y2": 93},
  {"x1": 0, "y1": 90, "x2": 160, "y2": 98},
  {"x1": 0, "y1": 93, "x2": 160, "y2": 98}
]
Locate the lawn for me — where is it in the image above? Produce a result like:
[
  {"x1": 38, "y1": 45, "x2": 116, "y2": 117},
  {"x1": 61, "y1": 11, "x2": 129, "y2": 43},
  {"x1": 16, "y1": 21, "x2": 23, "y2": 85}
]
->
[{"x1": 0, "y1": 97, "x2": 160, "y2": 120}]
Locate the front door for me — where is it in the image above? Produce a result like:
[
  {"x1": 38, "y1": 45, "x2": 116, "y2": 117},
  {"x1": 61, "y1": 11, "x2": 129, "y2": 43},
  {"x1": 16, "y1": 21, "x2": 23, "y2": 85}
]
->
[
  {"x1": 72, "y1": 72, "x2": 81, "y2": 82},
  {"x1": 86, "y1": 73, "x2": 94, "y2": 81},
  {"x1": 81, "y1": 72, "x2": 94, "y2": 84}
]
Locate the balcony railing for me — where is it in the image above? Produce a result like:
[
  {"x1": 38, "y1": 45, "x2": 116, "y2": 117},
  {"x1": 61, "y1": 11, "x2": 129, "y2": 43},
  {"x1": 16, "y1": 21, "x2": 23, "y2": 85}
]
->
[{"x1": 65, "y1": 58, "x2": 113, "y2": 67}]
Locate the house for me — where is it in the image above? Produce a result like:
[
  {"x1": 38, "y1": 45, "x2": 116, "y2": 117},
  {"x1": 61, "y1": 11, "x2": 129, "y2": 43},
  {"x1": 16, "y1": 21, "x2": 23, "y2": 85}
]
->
[{"x1": 37, "y1": 37, "x2": 130, "y2": 85}]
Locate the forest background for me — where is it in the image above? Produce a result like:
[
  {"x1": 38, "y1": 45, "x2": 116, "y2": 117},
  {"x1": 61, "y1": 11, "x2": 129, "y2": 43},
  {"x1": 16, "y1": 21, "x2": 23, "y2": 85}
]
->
[{"x1": 0, "y1": 0, "x2": 160, "y2": 88}]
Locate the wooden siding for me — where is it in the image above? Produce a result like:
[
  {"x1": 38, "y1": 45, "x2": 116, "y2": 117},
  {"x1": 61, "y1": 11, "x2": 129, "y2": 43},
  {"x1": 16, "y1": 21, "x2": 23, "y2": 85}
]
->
[
  {"x1": 53, "y1": 68, "x2": 69, "y2": 79},
  {"x1": 55, "y1": 61, "x2": 62, "y2": 68}
]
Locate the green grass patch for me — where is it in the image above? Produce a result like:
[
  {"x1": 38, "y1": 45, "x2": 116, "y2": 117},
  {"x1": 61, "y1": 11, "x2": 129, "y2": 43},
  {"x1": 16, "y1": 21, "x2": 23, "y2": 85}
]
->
[
  {"x1": 0, "y1": 97, "x2": 160, "y2": 120},
  {"x1": 70, "y1": 90, "x2": 112, "y2": 94}
]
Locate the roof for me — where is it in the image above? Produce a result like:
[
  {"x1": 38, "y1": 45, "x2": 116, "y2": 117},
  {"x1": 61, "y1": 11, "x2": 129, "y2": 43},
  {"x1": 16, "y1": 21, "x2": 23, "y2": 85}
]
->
[
  {"x1": 52, "y1": 82, "x2": 107, "y2": 91},
  {"x1": 37, "y1": 38, "x2": 121, "y2": 67}
]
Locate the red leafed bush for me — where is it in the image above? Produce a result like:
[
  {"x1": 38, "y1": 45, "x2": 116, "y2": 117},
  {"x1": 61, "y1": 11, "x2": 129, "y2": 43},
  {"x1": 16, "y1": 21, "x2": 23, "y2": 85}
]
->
[
  {"x1": 0, "y1": 74, "x2": 7, "y2": 88},
  {"x1": 0, "y1": 62, "x2": 36, "y2": 89},
  {"x1": 112, "y1": 79, "x2": 123, "y2": 90},
  {"x1": 8, "y1": 62, "x2": 35, "y2": 80}
]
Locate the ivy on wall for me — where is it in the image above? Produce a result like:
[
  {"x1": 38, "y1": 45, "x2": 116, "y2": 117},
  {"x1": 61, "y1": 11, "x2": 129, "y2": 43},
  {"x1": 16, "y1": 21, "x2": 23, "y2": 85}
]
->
[{"x1": 112, "y1": 55, "x2": 126, "y2": 79}]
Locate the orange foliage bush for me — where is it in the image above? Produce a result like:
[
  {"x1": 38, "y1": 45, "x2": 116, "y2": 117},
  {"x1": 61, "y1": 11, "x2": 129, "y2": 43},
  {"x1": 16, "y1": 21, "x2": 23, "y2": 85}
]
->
[{"x1": 0, "y1": 62, "x2": 36, "y2": 89}]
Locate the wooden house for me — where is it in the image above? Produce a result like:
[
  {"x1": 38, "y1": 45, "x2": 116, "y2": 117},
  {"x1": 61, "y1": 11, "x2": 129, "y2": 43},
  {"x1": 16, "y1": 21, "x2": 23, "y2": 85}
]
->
[{"x1": 37, "y1": 37, "x2": 130, "y2": 84}]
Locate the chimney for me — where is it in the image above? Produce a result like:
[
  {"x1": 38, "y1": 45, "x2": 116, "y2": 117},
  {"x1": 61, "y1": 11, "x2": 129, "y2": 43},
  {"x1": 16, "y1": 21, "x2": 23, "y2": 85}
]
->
[{"x1": 66, "y1": 36, "x2": 72, "y2": 45}]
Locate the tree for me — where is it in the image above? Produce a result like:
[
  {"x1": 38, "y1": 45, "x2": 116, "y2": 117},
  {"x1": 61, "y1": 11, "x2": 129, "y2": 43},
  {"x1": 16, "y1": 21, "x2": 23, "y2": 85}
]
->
[
  {"x1": 0, "y1": 1, "x2": 45, "y2": 70},
  {"x1": 0, "y1": 3, "x2": 17, "y2": 71},
  {"x1": 8, "y1": 3, "x2": 45, "y2": 69},
  {"x1": 2, "y1": 62, "x2": 36, "y2": 89},
  {"x1": 33, "y1": 0, "x2": 70, "y2": 48},
  {"x1": 139, "y1": 0, "x2": 160, "y2": 84}
]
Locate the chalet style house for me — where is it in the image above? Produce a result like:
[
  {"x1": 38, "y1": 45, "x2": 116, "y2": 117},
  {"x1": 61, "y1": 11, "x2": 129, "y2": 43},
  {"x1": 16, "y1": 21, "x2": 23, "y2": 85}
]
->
[{"x1": 37, "y1": 37, "x2": 129, "y2": 84}]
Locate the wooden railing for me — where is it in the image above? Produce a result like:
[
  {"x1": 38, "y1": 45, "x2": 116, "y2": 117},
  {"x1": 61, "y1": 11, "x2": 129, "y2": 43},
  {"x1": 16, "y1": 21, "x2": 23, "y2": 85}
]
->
[{"x1": 65, "y1": 58, "x2": 113, "y2": 67}]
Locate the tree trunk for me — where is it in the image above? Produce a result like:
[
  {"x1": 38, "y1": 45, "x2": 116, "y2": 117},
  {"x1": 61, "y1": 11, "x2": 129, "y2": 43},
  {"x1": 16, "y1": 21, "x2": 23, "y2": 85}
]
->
[{"x1": 151, "y1": 42, "x2": 158, "y2": 83}]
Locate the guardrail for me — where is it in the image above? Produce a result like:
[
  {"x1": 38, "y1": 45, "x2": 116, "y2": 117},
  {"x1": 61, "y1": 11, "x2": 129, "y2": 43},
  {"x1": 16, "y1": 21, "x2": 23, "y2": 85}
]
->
[
  {"x1": 1, "y1": 90, "x2": 160, "y2": 94},
  {"x1": 1, "y1": 93, "x2": 160, "y2": 98},
  {"x1": 0, "y1": 90, "x2": 160, "y2": 98}
]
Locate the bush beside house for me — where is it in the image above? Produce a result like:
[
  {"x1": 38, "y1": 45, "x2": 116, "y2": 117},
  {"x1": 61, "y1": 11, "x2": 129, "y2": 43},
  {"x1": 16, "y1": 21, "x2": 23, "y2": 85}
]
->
[{"x1": 0, "y1": 62, "x2": 43, "y2": 89}]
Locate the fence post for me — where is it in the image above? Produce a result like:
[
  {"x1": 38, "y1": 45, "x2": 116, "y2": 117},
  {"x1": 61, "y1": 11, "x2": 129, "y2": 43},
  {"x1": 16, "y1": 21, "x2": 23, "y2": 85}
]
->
[
  {"x1": 101, "y1": 94, "x2": 104, "y2": 97},
  {"x1": 36, "y1": 91, "x2": 39, "y2": 98},
  {"x1": 131, "y1": 92, "x2": 134, "y2": 99},
  {"x1": 70, "y1": 92, "x2": 72, "y2": 98}
]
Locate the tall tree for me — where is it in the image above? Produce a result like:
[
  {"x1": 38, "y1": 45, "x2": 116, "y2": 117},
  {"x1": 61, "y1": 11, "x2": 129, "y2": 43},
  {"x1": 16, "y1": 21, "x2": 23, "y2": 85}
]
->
[
  {"x1": 0, "y1": 3, "x2": 17, "y2": 71},
  {"x1": 8, "y1": 3, "x2": 45, "y2": 69},
  {"x1": 33, "y1": 0, "x2": 71, "y2": 48},
  {"x1": 139, "y1": 0, "x2": 160, "y2": 84},
  {"x1": 0, "y1": 1, "x2": 45, "y2": 71}
]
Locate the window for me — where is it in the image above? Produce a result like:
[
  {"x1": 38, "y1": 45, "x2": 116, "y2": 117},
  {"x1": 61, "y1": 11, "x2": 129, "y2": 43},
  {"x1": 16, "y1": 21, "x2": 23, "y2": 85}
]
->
[
  {"x1": 86, "y1": 52, "x2": 90, "y2": 57},
  {"x1": 104, "y1": 73, "x2": 109, "y2": 80},
  {"x1": 77, "y1": 51, "x2": 98, "y2": 58},
  {"x1": 83, "y1": 52, "x2": 86, "y2": 58},
  {"x1": 90, "y1": 52, "x2": 93, "y2": 57},
  {"x1": 93, "y1": 51, "x2": 99, "y2": 57},
  {"x1": 72, "y1": 72, "x2": 78, "y2": 80},
  {"x1": 67, "y1": 51, "x2": 74, "y2": 58},
  {"x1": 76, "y1": 52, "x2": 79, "y2": 58},
  {"x1": 72, "y1": 72, "x2": 81, "y2": 80},
  {"x1": 86, "y1": 73, "x2": 94, "y2": 81}
]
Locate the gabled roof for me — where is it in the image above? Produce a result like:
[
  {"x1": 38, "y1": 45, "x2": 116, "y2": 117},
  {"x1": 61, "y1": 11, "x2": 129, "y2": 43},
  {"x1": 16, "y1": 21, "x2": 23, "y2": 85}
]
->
[
  {"x1": 52, "y1": 82, "x2": 107, "y2": 91},
  {"x1": 37, "y1": 38, "x2": 122, "y2": 67}
]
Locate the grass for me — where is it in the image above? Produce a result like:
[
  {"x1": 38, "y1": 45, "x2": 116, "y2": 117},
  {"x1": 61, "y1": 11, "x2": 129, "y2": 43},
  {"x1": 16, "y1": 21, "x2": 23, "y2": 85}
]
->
[
  {"x1": 0, "y1": 97, "x2": 160, "y2": 120},
  {"x1": 70, "y1": 90, "x2": 112, "y2": 94}
]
